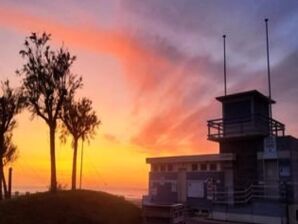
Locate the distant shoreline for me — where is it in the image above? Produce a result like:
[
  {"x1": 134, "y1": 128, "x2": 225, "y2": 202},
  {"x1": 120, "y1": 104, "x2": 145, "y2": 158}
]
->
[{"x1": 12, "y1": 186, "x2": 146, "y2": 200}]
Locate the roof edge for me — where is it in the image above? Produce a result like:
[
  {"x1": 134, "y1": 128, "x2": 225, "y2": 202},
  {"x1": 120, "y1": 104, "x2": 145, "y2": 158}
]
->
[{"x1": 216, "y1": 90, "x2": 276, "y2": 104}]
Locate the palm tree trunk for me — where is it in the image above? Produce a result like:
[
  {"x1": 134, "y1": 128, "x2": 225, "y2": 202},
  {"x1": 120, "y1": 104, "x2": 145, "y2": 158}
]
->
[
  {"x1": 49, "y1": 126, "x2": 57, "y2": 192},
  {"x1": 1, "y1": 169, "x2": 8, "y2": 199},
  {"x1": 0, "y1": 159, "x2": 2, "y2": 200},
  {"x1": 0, "y1": 158, "x2": 7, "y2": 199},
  {"x1": 71, "y1": 138, "x2": 78, "y2": 190}
]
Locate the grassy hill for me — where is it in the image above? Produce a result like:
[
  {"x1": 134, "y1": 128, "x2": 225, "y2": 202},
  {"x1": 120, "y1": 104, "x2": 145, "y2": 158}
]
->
[{"x1": 0, "y1": 190, "x2": 142, "y2": 224}]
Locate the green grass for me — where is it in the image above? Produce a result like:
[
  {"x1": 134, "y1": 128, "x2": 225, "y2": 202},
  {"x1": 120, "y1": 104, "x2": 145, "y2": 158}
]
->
[{"x1": 0, "y1": 190, "x2": 142, "y2": 224}]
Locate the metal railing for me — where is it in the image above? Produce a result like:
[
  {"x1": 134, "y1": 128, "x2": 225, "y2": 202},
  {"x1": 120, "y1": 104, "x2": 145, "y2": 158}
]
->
[
  {"x1": 207, "y1": 113, "x2": 285, "y2": 140},
  {"x1": 212, "y1": 183, "x2": 287, "y2": 205}
]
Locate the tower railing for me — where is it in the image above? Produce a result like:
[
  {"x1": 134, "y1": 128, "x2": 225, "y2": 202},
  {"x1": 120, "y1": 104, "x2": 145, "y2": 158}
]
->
[{"x1": 207, "y1": 113, "x2": 285, "y2": 141}]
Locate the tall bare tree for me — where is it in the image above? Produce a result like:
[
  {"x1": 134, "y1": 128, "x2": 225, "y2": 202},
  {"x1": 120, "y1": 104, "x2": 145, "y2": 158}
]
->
[
  {"x1": 0, "y1": 81, "x2": 24, "y2": 200},
  {"x1": 60, "y1": 97, "x2": 100, "y2": 190},
  {"x1": 17, "y1": 33, "x2": 82, "y2": 192}
]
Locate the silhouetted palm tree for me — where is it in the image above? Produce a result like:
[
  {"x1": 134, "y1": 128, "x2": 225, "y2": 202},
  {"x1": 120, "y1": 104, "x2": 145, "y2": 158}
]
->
[
  {"x1": 60, "y1": 97, "x2": 100, "y2": 190},
  {"x1": 17, "y1": 33, "x2": 82, "y2": 192}
]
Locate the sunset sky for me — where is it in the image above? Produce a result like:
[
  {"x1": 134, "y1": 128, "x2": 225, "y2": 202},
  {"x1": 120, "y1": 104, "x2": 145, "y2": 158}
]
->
[{"x1": 0, "y1": 0, "x2": 298, "y2": 196}]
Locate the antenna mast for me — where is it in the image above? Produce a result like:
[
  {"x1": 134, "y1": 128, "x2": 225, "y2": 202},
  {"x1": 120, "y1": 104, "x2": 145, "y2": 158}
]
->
[
  {"x1": 265, "y1": 18, "x2": 272, "y2": 118},
  {"x1": 223, "y1": 34, "x2": 227, "y2": 96}
]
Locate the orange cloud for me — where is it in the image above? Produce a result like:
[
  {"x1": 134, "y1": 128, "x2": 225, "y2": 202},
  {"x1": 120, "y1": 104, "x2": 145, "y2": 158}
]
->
[{"x1": 0, "y1": 5, "x2": 218, "y2": 156}]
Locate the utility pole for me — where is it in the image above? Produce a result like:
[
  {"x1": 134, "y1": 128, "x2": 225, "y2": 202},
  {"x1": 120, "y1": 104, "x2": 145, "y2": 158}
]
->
[
  {"x1": 79, "y1": 140, "x2": 84, "y2": 189},
  {"x1": 8, "y1": 167, "x2": 12, "y2": 199}
]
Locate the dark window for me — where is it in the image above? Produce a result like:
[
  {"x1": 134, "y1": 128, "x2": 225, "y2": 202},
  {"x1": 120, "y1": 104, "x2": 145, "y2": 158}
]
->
[
  {"x1": 296, "y1": 209, "x2": 298, "y2": 221},
  {"x1": 191, "y1": 164, "x2": 198, "y2": 171},
  {"x1": 224, "y1": 100, "x2": 251, "y2": 119},
  {"x1": 200, "y1": 164, "x2": 207, "y2": 171},
  {"x1": 160, "y1": 165, "x2": 166, "y2": 172},
  {"x1": 210, "y1": 163, "x2": 217, "y2": 171},
  {"x1": 167, "y1": 164, "x2": 173, "y2": 171},
  {"x1": 152, "y1": 165, "x2": 158, "y2": 172}
]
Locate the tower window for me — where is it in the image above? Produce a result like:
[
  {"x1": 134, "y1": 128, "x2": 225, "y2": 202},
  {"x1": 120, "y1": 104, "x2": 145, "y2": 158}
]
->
[
  {"x1": 210, "y1": 163, "x2": 217, "y2": 171},
  {"x1": 191, "y1": 164, "x2": 198, "y2": 171},
  {"x1": 200, "y1": 164, "x2": 207, "y2": 171},
  {"x1": 167, "y1": 164, "x2": 173, "y2": 171}
]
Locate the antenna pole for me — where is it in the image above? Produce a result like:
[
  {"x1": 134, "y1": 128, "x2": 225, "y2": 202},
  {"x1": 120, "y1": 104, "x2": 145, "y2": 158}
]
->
[
  {"x1": 265, "y1": 18, "x2": 272, "y2": 118},
  {"x1": 223, "y1": 35, "x2": 227, "y2": 96}
]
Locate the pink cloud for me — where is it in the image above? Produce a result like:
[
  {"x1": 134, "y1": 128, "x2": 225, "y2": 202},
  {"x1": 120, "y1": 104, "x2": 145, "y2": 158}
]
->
[{"x1": 0, "y1": 5, "x2": 221, "y2": 155}]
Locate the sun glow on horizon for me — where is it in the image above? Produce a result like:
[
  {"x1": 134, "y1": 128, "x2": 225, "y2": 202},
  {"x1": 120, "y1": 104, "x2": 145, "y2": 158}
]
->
[{"x1": 0, "y1": 1, "x2": 297, "y2": 196}]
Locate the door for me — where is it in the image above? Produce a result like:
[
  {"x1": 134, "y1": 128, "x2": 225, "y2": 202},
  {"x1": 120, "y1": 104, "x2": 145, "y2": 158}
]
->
[
  {"x1": 177, "y1": 169, "x2": 187, "y2": 203},
  {"x1": 264, "y1": 160, "x2": 279, "y2": 197}
]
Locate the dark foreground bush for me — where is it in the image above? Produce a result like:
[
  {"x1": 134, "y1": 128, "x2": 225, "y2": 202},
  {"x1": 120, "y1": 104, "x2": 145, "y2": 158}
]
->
[{"x1": 0, "y1": 190, "x2": 141, "y2": 224}]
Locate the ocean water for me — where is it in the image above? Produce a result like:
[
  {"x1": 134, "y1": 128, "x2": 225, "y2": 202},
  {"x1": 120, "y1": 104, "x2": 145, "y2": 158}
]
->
[{"x1": 13, "y1": 185, "x2": 147, "y2": 200}]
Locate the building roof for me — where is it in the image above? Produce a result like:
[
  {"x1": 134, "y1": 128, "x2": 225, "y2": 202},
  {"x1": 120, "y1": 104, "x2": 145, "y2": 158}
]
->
[
  {"x1": 146, "y1": 153, "x2": 235, "y2": 164},
  {"x1": 216, "y1": 90, "x2": 276, "y2": 104},
  {"x1": 142, "y1": 202, "x2": 184, "y2": 208}
]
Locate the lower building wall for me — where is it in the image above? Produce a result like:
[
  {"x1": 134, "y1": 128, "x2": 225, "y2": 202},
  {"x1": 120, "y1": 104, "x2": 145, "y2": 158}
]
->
[
  {"x1": 149, "y1": 171, "x2": 224, "y2": 204},
  {"x1": 289, "y1": 204, "x2": 298, "y2": 224},
  {"x1": 212, "y1": 211, "x2": 285, "y2": 224},
  {"x1": 211, "y1": 201, "x2": 287, "y2": 224}
]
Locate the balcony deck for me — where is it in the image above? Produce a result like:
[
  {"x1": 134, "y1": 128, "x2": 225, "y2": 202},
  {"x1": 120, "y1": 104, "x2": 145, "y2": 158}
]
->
[{"x1": 207, "y1": 114, "x2": 285, "y2": 142}]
